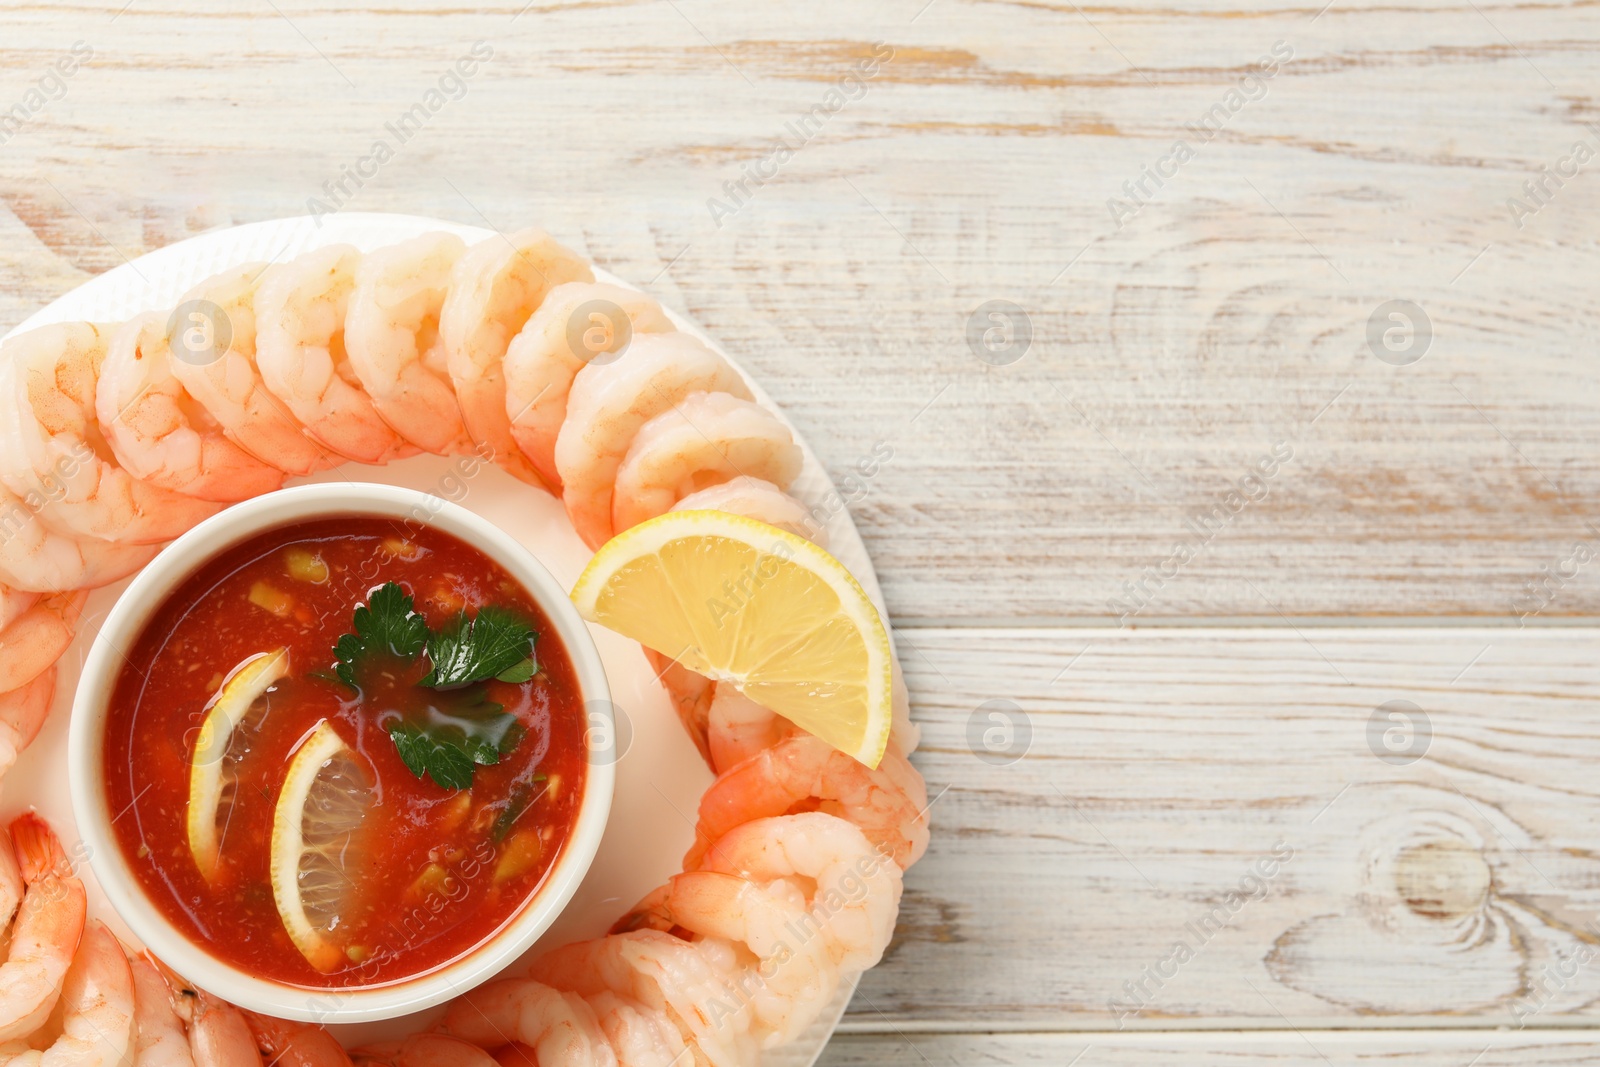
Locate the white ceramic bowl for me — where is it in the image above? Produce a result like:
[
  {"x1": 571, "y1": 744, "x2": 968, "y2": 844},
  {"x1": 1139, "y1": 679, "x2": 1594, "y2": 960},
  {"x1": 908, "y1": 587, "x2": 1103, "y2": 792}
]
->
[{"x1": 67, "y1": 483, "x2": 615, "y2": 1023}]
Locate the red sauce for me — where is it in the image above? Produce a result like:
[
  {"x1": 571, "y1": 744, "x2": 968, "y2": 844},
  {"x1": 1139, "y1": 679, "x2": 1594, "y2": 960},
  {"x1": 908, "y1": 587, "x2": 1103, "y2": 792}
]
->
[{"x1": 103, "y1": 517, "x2": 588, "y2": 988}]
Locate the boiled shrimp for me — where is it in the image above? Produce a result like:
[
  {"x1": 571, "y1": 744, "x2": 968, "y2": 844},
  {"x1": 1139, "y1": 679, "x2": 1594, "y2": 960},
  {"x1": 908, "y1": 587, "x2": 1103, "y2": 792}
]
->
[
  {"x1": 0, "y1": 668, "x2": 55, "y2": 782},
  {"x1": 0, "y1": 829, "x2": 20, "y2": 934},
  {"x1": 555, "y1": 333, "x2": 752, "y2": 548},
  {"x1": 643, "y1": 650, "x2": 714, "y2": 765},
  {"x1": 612, "y1": 393, "x2": 802, "y2": 535},
  {"x1": 696, "y1": 813, "x2": 901, "y2": 975},
  {"x1": 351, "y1": 1035, "x2": 498, "y2": 1067},
  {"x1": 529, "y1": 930, "x2": 756, "y2": 1067},
  {"x1": 618, "y1": 871, "x2": 836, "y2": 1047},
  {"x1": 582, "y1": 990, "x2": 692, "y2": 1067},
  {"x1": 0, "y1": 323, "x2": 220, "y2": 544},
  {"x1": 185, "y1": 987, "x2": 262, "y2": 1066},
  {"x1": 0, "y1": 592, "x2": 86, "y2": 695},
  {"x1": 671, "y1": 477, "x2": 827, "y2": 548},
  {"x1": 242, "y1": 1008, "x2": 353, "y2": 1066},
  {"x1": 685, "y1": 733, "x2": 929, "y2": 871},
  {"x1": 97, "y1": 313, "x2": 285, "y2": 502},
  {"x1": 19, "y1": 920, "x2": 135, "y2": 1066},
  {"x1": 503, "y1": 281, "x2": 673, "y2": 489},
  {"x1": 440, "y1": 228, "x2": 594, "y2": 487},
  {"x1": 438, "y1": 980, "x2": 616, "y2": 1067},
  {"x1": 165, "y1": 265, "x2": 334, "y2": 477},
  {"x1": 0, "y1": 814, "x2": 87, "y2": 1042},
  {"x1": 255, "y1": 245, "x2": 414, "y2": 464},
  {"x1": 345, "y1": 231, "x2": 473, "y2": 455},
  {"x1": 130, "y1": 955, "x2": 195, "y2": 1067},
  {"x1": 0, "y1": 586, "x2": 37, "y2": 633},
  {"x1": 0, "y1": 486, "x2": 157, "y2": 593},
  {"x1": 705, "y1": 686, "x2": 791, "y2": 775}
]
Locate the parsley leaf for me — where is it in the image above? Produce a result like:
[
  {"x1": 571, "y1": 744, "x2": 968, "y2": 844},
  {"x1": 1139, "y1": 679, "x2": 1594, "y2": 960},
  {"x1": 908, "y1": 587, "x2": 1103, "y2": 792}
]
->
[
  {"x1": 495, "y1": 657, "x2": 537, "y2": 684},
  {"x1": 422, "y1": 606, "x2": 536, "y2": 688},
  {"x1": 386, "y1": 689, "x2": 526, "y2": 791},
  {"x1": 332, "y1": 582, "x2": 429, "y2": 690}
]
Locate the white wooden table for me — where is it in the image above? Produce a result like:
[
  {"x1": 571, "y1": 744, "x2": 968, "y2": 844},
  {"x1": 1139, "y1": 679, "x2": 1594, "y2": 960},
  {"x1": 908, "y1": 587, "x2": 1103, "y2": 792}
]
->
[{"x1": 3, "y1": 1, "x2": 1599, "y2": 1062}]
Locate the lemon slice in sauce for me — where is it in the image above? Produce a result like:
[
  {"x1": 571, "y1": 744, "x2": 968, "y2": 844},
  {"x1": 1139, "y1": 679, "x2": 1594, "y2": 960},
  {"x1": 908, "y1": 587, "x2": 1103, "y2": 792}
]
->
[
  {"x1": 270, "y1": 720, "x2": 373, "y2": 973},
  {"x1": 185, "y1": 648, "x2": 289, "y2": 881}
]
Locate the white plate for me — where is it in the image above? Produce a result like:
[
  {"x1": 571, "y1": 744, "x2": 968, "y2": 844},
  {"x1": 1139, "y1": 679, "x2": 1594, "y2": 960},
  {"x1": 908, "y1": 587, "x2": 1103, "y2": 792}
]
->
[{"x1": 0, "y1": 213, "x2": 888, "y2": 1060}]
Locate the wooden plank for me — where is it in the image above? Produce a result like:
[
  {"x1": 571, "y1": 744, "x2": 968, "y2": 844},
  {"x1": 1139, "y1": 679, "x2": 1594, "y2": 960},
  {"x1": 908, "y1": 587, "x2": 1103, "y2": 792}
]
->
[
  {"x1": 853, "y1": 626, "x2": 1600, "y2": 1028},
  {"x1": 1, "y1": 2, "x2": 1597, "y2": 622},
  {"x1": 820, "y1": 1031, "x2": 1600, "y2": 1066}
]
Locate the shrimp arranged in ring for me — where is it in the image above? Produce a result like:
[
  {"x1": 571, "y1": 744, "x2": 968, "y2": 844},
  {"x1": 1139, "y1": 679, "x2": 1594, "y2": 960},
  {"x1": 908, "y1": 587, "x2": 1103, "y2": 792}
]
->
[
  {"x1": 166, "y1": 266, "x2": 334, "y2": 477},
  {"x1": 441, "y1": 228, "x2": 594, "y2": 487},
  {"x1": 0, "y1": 814, "x2": 86, "y2": 1042},
  {"x1": 16, "y1": 920, "x2": 135, "y2": 1067},
  {"x1": 256, "y1": 246, "x2": 415, "y2": 465},
  {"x1": 671, "y1": 476, "x2": 827, "y2": 547},
  {"x1": 555, "y1": 333, "x2": 752, "y2": 548},
  {"x1": 612, "y1": 392, "x2": 802, "y2": 535},
  {"x1": 97, "y1": 314, "x2": 285, "y2": 502},
  {"x1": 351, "y1": 1035, "x2": 499, "y2": 1067},
  {"x1": 0, "y1": 591, "x2": 86, "y2": 695},
  {"x1": 686, "y1": 732, "x2": 929, "y2": 871},
  {"x1": 0, "y1": 226, "x2": 930, "y2": 1067},
  {"x1": 504, "y1": 281, "x2": 673, "y2": 489},
  {"x1": 131, "y1": 955, "x2": 196, "y2": 1067},
  {"x1": 0, "y1": 324, "x2": 220, "y2": 544},
  {"x1": 345, "y1": 232, "x2": 472, "y2": 455}
]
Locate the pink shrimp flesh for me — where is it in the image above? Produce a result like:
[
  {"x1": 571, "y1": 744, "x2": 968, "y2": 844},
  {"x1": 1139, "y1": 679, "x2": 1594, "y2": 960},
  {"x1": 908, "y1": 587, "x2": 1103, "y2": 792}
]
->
[
  {"x1": 685, "y1": 733, "x2": 929, "y2": 871},
  {"x1": 0, "y1": 813, "x2": 87, "y2": 1041}
]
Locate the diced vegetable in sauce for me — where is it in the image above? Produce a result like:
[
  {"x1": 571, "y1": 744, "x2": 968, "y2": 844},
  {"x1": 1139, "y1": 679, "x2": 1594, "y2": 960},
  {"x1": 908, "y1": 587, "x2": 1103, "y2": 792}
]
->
[
  {"x1": 248, "y1": 581, "x2": 294, "y2": 617},
  {"x1": 284, "y1": 547, "x2": 330, "y2": 584}
]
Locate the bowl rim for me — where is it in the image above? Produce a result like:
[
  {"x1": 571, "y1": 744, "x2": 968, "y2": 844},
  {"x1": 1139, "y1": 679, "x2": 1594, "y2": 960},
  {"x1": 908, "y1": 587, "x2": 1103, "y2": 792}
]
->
[{"x1": 66, "y1": 482, "x2": 615, "y2": 1023}]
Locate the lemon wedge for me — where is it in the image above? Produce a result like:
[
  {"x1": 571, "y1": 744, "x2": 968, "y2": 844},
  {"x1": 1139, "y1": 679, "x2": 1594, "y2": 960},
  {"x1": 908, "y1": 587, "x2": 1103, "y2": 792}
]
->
[
  {"x1": 270, "y1": 720, "x2": 373, "y2": 973},
  {"x1": 570, "y1": 510, "x2": 893, "y2": 767},
  {"x1": 186, "y1": 648, "x2": 289, "y2": 881}
]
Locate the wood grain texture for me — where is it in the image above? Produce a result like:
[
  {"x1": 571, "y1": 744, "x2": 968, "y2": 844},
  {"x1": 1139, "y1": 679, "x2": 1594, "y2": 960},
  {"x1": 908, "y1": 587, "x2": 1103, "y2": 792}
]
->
[
  {"x1": 865, "y1": 627, "x2": 1600, "y2": 1028},
  {"x1": 1, "y1": 0, "x2": 1597, "y2": 623},
  {"x1": 819, "y1": 1031, "x2": 1600, "y2": 1066}
]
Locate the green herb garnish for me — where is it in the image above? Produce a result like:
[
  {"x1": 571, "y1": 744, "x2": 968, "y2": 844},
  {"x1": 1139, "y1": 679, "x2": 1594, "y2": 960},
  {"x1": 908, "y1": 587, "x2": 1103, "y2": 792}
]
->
[
  {"x1": 423, "y1": 606, "x2": 536, "y2": 688},
  {"x1": 328, "y1": 582, "x2": 538, "y2": 790},
  {"x1": 333, "y1": 582, "x2": 429, "y2": 689},
  {"x1": 389, "y1": 698, "x2": 527, "y2": 791}
]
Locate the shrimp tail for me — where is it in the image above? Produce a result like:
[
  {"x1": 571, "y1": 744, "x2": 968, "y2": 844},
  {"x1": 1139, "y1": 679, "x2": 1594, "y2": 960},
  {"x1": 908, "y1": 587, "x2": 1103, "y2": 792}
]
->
[
  {"x1": 146, "y1": 953, "x2": 201, "y2": 1024},
  {"x1": 609, "y1": 883, "x2": 680, "y2": 937},
  {"x1": 10, "y1": 812, "x2": 66, "y2": 884}
]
